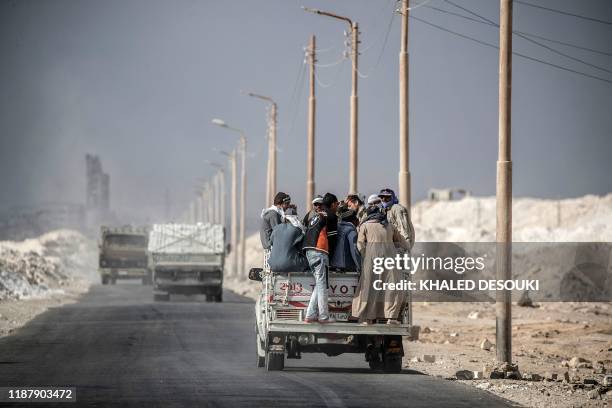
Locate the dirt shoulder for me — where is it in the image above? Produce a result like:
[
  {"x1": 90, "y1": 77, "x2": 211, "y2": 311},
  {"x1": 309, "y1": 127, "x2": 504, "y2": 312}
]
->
[
  {"x1": 404, "y1": 301, "x2": 611, "y2": 407},
  {"x1": 0, "y1": 279, "x2": 90, "y2": 338}
]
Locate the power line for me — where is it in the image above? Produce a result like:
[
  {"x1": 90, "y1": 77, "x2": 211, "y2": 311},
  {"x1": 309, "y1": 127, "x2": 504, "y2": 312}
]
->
[
  {"x1": 423, "y1": 4, "x2": 612, "y2": 57},
  {"x1": 410, "y1": 15, "x2": 612, "y2": 85},
  {"x1": 354, "y1": 2, "x2": 398, "y2": 79},
  {"x1": 286, "y1": 60, "x2": 307, "y2": 141},
  {"x1": 315, "y1": 59, "x2": 347, "y2": 88},
  {"x1": 515, "y1": 31, "x2": 612, "y2": 58},
  {"x1": 515, "y1": 0, "x2": 612, "y2": 26},
  {"x1": 314, "y1": 55, "x2": 347, "y2": 68},
  {"x1": 444, "y1": 0, "x2": 612, "y2": 74}
]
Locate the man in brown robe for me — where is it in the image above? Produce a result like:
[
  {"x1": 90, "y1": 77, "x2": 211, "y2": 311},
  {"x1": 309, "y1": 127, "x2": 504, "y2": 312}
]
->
[{"x1": 351, "y1": 206, "x2": 410, "y2": 323}]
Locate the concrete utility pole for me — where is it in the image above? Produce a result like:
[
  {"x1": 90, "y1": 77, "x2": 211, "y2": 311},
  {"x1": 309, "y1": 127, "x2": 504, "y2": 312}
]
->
[
  {"x1": 239, "y1": 136, "x2": 246, "y2": 277},
  {"x1": 207, "y1": 182, "x2": 214, "y2": 223},
  {"x1": 197, "y1": 192, "x2": 204, "y2": 222},
  {"x1": 304, "y1": 7, "x2": 359, "y2": 194},
  {"x1": 496, "y1": 0, "x2": 513, "y2": 365},
  {"x1": 225, "y1": 150, "x2": 238, "y2": 276},
  {"x1": 213, "y1": 119, "x2": 246, "y2": 278},
  {"x1": 213, "y1": 172, "x2": 220, "y2": 224},
  {"x1": 206, "y1": 161, "x2": 226, "y2": 226},
  {"x1": 189, "y1": 201, "x2": 196, "y2": 224},
  {"x1": 246, "y1": 92, "x2": 277, "y2": 206},
  {"x1": 306, "y1": 35, "x2": 316, "y2": 212},
  {"x1": 398, "y1": 0, "x2": 411, "y2": 210}
]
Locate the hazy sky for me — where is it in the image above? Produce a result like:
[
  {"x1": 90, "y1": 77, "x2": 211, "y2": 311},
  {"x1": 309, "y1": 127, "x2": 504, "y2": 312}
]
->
[{"x1": 1, "y1": 0, "x2": 611, "y2": 230}]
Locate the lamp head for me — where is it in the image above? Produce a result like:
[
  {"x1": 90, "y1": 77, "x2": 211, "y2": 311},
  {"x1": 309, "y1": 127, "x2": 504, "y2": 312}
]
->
[{"x1": 211, "y1": 118, "x2": 227, "y2": 127}]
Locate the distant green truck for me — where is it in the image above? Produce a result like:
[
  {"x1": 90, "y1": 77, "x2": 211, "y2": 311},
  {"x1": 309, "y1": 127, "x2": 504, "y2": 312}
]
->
[{"x1": 98, "y1": 226, "x2": 151, "y2": 285}]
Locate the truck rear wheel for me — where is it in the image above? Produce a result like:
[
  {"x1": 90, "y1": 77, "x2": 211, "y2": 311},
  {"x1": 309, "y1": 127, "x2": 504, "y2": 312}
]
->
[
  {"x1": 142, "y1": 271, "x2": 153, "y2": 285},
  {"x1": 256, "y1": 330, "x2": 265, "y2": 368},
  {"x1": 383, "y1": 355, "x2": 402, "y2": 373},
  {"x1": 265, "y1": 351, "x2": 284, "y2": 371}
]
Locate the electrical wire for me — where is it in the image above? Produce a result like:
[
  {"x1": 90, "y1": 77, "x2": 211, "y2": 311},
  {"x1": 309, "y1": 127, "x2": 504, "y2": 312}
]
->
[
  {"x1": 515, "y1": 0, "x2": 612, "y2": 26},
  {"x1": 286, "y1": 60, "x2": 307, "y2": 141},
  {"x1": 423, "y1": 4, "x2": 612, "y2": 57},
  {"x1": 444, "y1": 0, "x2": 612, "y2": 74},
  {"x1": 514, "y1": 31, "x2": 612, "y2": 58},
  {"x1": 315, "y1": 59, "x2": 347, "y2": 88},
  {"x1": 410, "y1": 15, "x2": 612, "y2": 85},
  {"x1": 314, "y1": 55, "x2": 347, "y2": 68},
  {"x1": 353, "y1": 3, "x2": 398, "y2": 79},
  {"x1": 408, "y1": 0, "x2": 433, "y2": 11}
]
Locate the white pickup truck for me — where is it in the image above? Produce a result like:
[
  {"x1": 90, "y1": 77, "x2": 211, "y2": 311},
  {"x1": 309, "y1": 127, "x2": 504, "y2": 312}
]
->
[{"x1": 252, "y1": 268, "x2": 414, "y2": 372}]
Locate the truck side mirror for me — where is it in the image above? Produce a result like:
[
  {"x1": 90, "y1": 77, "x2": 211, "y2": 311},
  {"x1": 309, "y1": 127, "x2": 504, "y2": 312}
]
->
[
  {"x1": 248, "y1": 268, "x2": 263, "y2": 282},
  {"x1": 226, "y1": 243, "x2": 231, "y2": 254}
]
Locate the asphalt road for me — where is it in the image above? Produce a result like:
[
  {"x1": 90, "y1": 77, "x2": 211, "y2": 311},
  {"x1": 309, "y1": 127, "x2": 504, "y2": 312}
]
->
[{"x1": 0, "y1": 284, "x2": 514, "y2": 407}]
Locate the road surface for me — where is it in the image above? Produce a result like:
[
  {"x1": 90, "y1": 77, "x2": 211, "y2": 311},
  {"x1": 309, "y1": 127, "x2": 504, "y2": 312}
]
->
[{"x1": 0, "y1": 285, "x2": 514, "y2": 407}]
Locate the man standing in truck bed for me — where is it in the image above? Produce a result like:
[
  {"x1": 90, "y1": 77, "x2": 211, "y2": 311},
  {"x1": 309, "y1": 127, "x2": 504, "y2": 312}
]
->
[
  {"x1": 302, "y1": 193, "x2": 339, "y2": 324},
  {"x1": 260, "y1": 192, "x2": 292, "y2": 272}
]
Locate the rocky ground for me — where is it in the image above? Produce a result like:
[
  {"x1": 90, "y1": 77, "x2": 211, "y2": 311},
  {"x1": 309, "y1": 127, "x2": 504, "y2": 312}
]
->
[
  {"x1": 0, "y1": 229, "x2": 96, "y2": 338},
  {"x1": 404, "y1": 301, "x2": 612, "y2": 407}
]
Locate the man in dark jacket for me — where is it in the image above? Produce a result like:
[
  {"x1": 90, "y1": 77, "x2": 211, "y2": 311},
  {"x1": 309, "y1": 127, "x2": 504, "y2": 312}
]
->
[
  {"x1": 268, "y1": 216, "x2": 309, "y2": 272},
  {"x1": 302, "y1": 193, "x2": 339, "y2": 323},
  {"x1": 330, "y1": 209, "x2": 361, "y2": 272}
]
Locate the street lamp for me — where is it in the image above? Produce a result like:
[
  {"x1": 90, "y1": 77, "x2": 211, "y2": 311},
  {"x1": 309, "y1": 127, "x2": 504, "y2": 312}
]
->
[
  {"x1": 205, "y1": 160, "x2": 225, "y2": 226},
  {"x1": 245, "y1": 92, "x2": 277, "y2": 207},
  {"x1": 212, "y1": 119, "x2": 247, "y2": 278},
  {"x1": 303, "y1": 6, "x2": 359, "y2": 194}
]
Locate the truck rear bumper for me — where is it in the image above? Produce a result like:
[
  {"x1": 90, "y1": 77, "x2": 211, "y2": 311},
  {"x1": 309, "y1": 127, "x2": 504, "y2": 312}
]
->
[
  {"x1": 99, "y1": 268, "x2": 147, "y2": 279},
  {"x1": 268, "y1": 321, "x2": 411, "y2": 336},
  {"x1": 154, "y1": 279, "x2": 222, "y2": 286}
]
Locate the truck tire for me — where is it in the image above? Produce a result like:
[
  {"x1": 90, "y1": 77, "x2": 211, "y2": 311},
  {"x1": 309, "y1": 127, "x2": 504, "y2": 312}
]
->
[
  {"x1": 101, "y1": 275, "x2": 109, "y2": 285},
  {"x1": 383, "y1": 355, "x2": 402, "y2": 373},
  {"x1": 382, "y1": 336, "x2": 403, "y2": 373},
  {"x1": 154, "y1": 292, "x2": 170, "y2": 302},
  {"x1": 256, "y1": 331, "x2": 265, "y2": 368},
  {"x1": 142, "y1": 271, "x2": 153, "y2": 285},
  {"x1": 214, "y1": 288, "x2": 223, "y2": 302},
  {"x1": 265, "y1": 351, "x2": 284, "y2": 371}
]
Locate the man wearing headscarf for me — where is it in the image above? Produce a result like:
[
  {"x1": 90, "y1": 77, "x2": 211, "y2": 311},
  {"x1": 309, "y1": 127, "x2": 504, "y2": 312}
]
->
[
  {"x1": 378, "y1": 188, "x2": 415, "y2": 249},
  {"x1": 351, "y1": 204, "x2": 410, "y2": 324},
  {"x1": 345, "y1": 193, "x2": 367, "y2": 225},
  {"x1": 260, "y1": 192, "x2": 292, "y2": 271}
]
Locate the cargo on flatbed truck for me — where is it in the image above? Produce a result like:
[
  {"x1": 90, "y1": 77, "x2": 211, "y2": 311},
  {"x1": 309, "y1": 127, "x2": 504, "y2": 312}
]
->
[
  {"x1": 148, "y1": 223, "x2": 225, "y2": 302},
  {"x1": 98, "y1": 226, "x2": 150, "y2": 285},
  {"x1": 251, "y1": 267, "x2": 414, "y2": 372}
]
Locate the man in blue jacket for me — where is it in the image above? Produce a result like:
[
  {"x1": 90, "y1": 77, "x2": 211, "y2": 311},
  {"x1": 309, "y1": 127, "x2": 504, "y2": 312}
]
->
[{"x1": 330, "y1": 209, "x2": 361, "y2": 272}]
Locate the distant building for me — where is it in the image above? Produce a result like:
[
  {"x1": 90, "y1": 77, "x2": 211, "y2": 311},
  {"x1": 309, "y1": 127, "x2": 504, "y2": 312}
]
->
[{"x1": 428, "y1": 188, "x2": 472, "y2": 201}]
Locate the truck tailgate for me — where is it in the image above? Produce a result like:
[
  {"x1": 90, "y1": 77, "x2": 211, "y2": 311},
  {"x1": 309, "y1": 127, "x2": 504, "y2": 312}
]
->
[{"x1": 273, "y1": 272, "x2": 359, "y2": 303}]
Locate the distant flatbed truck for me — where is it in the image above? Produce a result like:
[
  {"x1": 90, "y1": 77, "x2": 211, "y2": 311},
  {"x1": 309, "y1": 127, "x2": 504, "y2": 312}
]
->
[
  {"x1": 148, "y1": 223, "x2": 225, "y2": 302},
  {"x1": 98, "y1": 226, "x2": 150, "y2": 285}
]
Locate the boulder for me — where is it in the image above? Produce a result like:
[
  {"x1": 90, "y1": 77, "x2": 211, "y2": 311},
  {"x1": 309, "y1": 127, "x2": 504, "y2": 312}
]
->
[
  {"x1": 422, "y1": 355, "x2": 436, "y2": 363},
  {"x1": 517, "y1": 290, "x2": 534, "y2": 307},
  {"x1": 456, "y1": 370, "x2": 474, "y2": 380},
  {"x1": 480, "y1": 338, "x2": 493, "y2": 351}
]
